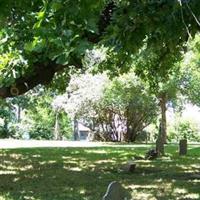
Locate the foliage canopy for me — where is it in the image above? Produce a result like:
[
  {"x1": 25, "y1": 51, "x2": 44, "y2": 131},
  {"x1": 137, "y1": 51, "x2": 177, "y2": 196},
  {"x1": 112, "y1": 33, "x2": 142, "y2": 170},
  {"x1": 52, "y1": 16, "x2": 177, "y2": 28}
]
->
[{"x1": 0, "y1": 0, "x2": 200, "y2": 97}]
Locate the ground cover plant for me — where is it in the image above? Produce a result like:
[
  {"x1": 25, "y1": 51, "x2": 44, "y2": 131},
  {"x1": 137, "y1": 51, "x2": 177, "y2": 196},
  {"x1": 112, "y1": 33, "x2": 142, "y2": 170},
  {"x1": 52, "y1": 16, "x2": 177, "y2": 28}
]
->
[{"x1": 0, "y1": 144, "x2": 199, "y2": 200}]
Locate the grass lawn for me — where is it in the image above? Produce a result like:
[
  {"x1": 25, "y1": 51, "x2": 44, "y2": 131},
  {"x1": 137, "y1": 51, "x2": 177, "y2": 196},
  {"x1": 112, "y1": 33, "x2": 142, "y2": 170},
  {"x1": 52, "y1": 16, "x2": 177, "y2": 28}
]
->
[{"x1": 0, "y1": 144, "x2": 200, "y2": 200}]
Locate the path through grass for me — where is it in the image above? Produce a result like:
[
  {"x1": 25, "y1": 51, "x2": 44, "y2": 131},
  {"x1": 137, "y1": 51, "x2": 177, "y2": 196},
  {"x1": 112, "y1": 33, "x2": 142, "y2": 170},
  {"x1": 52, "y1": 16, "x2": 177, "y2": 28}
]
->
[{"x1": 0, "y1": 144, "x2": 200, "y2": 200}]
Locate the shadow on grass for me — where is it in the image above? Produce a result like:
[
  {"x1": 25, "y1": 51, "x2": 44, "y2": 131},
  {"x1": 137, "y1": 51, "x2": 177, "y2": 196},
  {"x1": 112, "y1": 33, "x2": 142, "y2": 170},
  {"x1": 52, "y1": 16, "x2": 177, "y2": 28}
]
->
[{"x1": 0, "y1": 145, "x2": 199, "y2": 200}]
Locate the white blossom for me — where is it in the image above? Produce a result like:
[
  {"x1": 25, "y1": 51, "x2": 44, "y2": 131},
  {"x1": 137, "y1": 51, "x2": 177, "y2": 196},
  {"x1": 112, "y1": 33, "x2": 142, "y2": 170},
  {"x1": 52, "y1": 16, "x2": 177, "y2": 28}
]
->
[
  {"x1": 0, "y1": 118, "x2": 4, "y2": 126},
  {"x1": 52, "y1": 73, "x2": 110, "y2": 118},
  {"x1": 84, "y1": 47, "x2": 107, "y2": 68}
]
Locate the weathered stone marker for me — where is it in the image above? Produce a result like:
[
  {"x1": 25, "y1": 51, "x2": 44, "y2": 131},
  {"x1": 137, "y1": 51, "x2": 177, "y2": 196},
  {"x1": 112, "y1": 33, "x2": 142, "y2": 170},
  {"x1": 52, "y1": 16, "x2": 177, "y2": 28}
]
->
[
  {"x1": 122, "y1": 162, "x2": 136, "y2": 173},
  {"x1": 179, "y1": 139, "x2": 187, "y2": 155},
  {"x1": 102, "y1": 181, "x2": 130, "y2": 200},
  {"x1": 145, "y1": 149, "x2": 158, "y2": 160},
  {"x1": 190, "y1": 174, "x2": 200, "y2": 179}
]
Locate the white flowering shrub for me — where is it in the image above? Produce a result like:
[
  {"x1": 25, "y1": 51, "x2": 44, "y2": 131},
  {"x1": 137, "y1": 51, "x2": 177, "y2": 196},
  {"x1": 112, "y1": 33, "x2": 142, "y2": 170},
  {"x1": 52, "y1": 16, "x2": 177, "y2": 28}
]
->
[
  {"x1": 52, "y1": 72, "x2": 110, "y2": 119},
  {"x1": 52, "y1": 72, "x2": 158, "y2": 142}
]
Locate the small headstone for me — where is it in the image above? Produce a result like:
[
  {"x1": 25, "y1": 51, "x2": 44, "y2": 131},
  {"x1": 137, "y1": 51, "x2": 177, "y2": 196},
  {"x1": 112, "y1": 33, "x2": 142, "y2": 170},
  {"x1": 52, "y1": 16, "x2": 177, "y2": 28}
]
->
[
  {"x1": 122, "y1": 162, "x2": 136, "y2": 173},
  {"x1": 179, "y1": 139, "x2": 187, "y2": 156},
  {"x1": 190, "y1": 174, "x2": 200, "y2": 179},
  {"x1": 145, "y1": 149, "x2": 158, "y2": 160},
  {"x1": 102, "y1": 181, "x2": 130, "y2": 200}
]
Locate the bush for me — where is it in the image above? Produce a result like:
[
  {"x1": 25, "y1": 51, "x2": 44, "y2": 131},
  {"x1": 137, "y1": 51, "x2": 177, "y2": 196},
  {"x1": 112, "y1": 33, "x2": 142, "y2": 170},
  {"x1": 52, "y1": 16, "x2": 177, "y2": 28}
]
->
[
  {"x1": 0, "y1": 126, "x2": 8, "y2": 138},
  {"x1": 168, "y1": 121, "x2": 200, "y2": 142},
  {"x1": 29, "y1": 126, "x2": 54, "y2": 140},
  {"x1": 178, "y1": 121, "x2": 200, "y2": 141}
]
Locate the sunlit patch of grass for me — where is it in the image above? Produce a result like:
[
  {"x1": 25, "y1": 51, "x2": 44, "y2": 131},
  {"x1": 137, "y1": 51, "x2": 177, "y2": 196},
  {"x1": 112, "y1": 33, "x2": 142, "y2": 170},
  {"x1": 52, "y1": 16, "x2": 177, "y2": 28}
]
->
[{"x1": 0, "y1": 144, "x2": 200, "y2": 200}]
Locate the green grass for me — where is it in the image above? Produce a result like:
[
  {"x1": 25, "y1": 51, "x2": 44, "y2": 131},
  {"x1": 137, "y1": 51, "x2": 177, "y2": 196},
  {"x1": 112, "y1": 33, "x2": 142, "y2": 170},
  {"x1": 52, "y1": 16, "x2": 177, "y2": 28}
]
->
[{"x1": 0, "y1": 144, "x2": 200, "y2": 200}]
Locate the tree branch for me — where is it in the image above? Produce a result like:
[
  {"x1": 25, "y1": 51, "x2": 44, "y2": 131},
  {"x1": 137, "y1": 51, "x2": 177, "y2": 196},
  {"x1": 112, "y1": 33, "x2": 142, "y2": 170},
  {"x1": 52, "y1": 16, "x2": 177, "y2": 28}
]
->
[
  {"x1": 0, "y1": 1, "x2": 116, "y2": 98},
  {"x1": 0, "y1": 62, "x2": 66, "y2": 98}
]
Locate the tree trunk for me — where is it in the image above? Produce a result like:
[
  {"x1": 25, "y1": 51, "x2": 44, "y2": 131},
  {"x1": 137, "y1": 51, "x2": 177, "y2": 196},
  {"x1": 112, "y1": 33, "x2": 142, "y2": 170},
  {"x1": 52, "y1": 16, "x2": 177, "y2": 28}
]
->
[
  {"x1": 156, "y1": 118, "x2": 165, "y2": 156},
  {"x1": 126, "y1": 126, "x2": 137, "y2": 142},
  {"x1": 17, "y1": 104, "x2": 21, "y2": 122},
  {"x1": 159, "y1": 93, "x2": 167, "y2": 144},
  {"x1": 54, "y1": 112, "x2": 60, "y2": 140},
  {"x1": 126, "y1": 121, "x2": 132, "y2": 142},
  {"x1": 179, "y1": 139, "x2": 187, "y2": 156},
  {"x1": 156, "y1": 134, "x2": 164, "y2": 156},
  {"x1": 73, "y1": 117, "x2": 79, "y2": 141}
]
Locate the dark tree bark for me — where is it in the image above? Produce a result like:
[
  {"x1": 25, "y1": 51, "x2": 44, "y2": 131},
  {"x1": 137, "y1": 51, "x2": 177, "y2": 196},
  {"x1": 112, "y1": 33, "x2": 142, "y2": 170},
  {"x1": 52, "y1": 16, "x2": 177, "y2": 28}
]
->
[
  {"x1": 0, "y1": 62, "x2": 65, "y2": 98},
  {"x1": 17, "y1": 104, "x2": 21, "y2": 122},
  {"x1": 159, "y1": 92, "x2": 167, "y2": 144},
  {"x1": 179, "y1": 139, "x2": 187, "y2": 156},
  {"x1": 156, "y1": 133, "x2": 165, "y2": 156},
  {"x1": 73, "y1": 117, "x2": 79, "y2": 141},
  {"x1": 155, "y1": 85, "x2": 173, "y2": 156},
  {"x1": 54, "y1": 112, "x2": 60, "y2": 140},
  {"x1": 0, "y1": 1, "x2": 116, "y2": 99}
]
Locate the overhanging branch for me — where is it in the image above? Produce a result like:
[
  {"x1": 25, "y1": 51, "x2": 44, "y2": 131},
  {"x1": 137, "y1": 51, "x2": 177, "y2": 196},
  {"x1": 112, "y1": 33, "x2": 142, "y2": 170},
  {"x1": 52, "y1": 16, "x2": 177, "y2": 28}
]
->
[
  {"x1": 0, "y1": 62, "x2": 65, "y2": 98},
  {"x1": 0, "y1": 1, "x2": 116, "y2": 98}
]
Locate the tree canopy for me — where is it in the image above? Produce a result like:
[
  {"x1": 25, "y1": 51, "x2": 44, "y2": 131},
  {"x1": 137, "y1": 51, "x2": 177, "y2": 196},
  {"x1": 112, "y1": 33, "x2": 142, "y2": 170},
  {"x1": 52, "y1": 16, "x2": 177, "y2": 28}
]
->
[{"x1": 0, "y1": 0, "x2": 200, "y2": 98}]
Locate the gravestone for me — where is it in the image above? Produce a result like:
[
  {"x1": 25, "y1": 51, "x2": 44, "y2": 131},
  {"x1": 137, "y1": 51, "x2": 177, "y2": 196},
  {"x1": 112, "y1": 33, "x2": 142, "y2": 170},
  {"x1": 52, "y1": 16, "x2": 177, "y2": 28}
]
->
[
  {"x1": 179, "y1": 139, "x2": 187, "y2": 155},
  {"x1": 122, "y1": 162, "x2": 136, "y2": 173},
  {"x1": 102, "y1": 181, "x2": 130, "y2": 200},
  {"x1": 145, "y1": 149, "x2": 158, "y2": 160},
  {"x1": 190, "y1": 174, "x2": 200, "y2": 179}
]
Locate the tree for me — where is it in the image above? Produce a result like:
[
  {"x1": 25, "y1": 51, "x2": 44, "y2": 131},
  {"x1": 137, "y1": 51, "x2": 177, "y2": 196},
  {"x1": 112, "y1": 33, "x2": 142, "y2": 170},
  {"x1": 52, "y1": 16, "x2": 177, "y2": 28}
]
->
[
  {"x1": 53, "y1": 72, "x2": 158, "y2": 142},
  {"x1": 103, "y1": 72, "x2": 158, "y2": 142},
  {"x1": 52, "y1": 72, "x2": 110, "y2": 140},
  {"x1": 23, "y1": 89, "x2": 72, "y2": 140},
  {"x1": 0, "y1": 87, "x2": 72, "y2": 140},
  {"x1": 134, "y1": 43, "x2": 181, "y2": 141},
  {"x1": 0, "y1": 99, "x2": 16, "y2": 138},
  {"x1": 151, "y1": 33, "x2": 200, "y2": 152},
  {"x1": 180, "y1": 34, "x2": 200, "y2": 106},
  {"x1": 0, "y1": 0, "x2": 115, "y2": 97},
  {"x1": 0, "y1": 1, "x2": 200, "y2": 98}
]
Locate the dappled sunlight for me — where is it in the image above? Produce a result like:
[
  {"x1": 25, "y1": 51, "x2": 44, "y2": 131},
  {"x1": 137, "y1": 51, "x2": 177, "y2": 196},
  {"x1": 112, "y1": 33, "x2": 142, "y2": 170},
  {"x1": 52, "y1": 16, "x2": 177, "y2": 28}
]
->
[
  {"x1": 13, "y1": 177, "x2": 20, "y2": 182},
  {"x1": 9, "y1": 153, "x2": 25, "y2": 159},
  {"x1": 0, "y1": 145, "x2": 200, "y2": 200},
  {"x1": 94, "y1": 160, "x2": 116, "y2": 164},
  {"x1": 38, "y1": 160, "x2": 58, "y2": 166},
  {"x1": 63, "y1": 160, "x2": 77, "y2": 165},
  {"x1": 31, "y1": 155, "x2": 41, "y2": 158},
  {"x1": 172, "y1": 188, "x2": 200, "y2": 200},
  {"x1": 173, "y1": 188, "x2": 188, "y2": 194},
  {"x1": 19, "y1": 164, "x2": 34, "y2": 172},
  {"x1": 64, "y1": 166, "x2": 82, "y2": 172},
  {"x1": 189, "y1": 179, "x2": 200, "y2": 183},
  {"x1": 21, "y1": 195, "x2": 35, "y2": 200},
  {"x1": 0, "y1": 170, "x2": 18, "y2": 175},
  {"x1": 62, "y1": 156, "x2": 75, "y2": 160},
  {"x1": 0, "y1": 164, "x2": 17, "y2": 171},
  {"x1": 83, "y1": 149, "x2": 108, "y2": 154},
  {"x1": 131, "y1": 190, "x2": 157, "y2": 200},
  {"x1": 184, "y1": 193, "x2": 200, "y2": 199},
  {"x1": 157, "y1": 156, "x2": 172, "y2": 162},
  {"x1": 190, "y1": 164, "x2": 200, "y2": 169},
  {"x1": 128, "y1": 184, "x2": 159, "y2": 189}
]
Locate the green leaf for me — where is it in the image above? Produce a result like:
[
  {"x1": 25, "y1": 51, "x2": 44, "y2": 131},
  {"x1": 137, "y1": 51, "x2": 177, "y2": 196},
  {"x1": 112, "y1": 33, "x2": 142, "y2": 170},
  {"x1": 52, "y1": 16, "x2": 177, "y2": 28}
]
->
[
  {"x1": 56, "y1": 52, "x2": 69, "y2": 65},
  {"x1": 24, "y1": 42, "x2": 34, "y2": 52},
  {"x1": 51, "y1": 2, "x2": 62, "y2": 12},
  {"x1": 75, "y1": 40, "x2": 91, "y2": 56}
]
